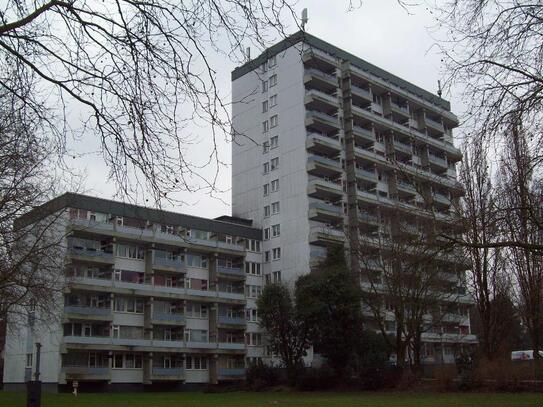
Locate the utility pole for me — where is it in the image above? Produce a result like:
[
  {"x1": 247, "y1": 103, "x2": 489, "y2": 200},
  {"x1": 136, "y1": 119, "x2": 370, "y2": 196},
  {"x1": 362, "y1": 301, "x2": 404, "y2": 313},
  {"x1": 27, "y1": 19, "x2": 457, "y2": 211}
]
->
[{"x1": 26, "y1": 342, "x2": 41, "y2": 407}]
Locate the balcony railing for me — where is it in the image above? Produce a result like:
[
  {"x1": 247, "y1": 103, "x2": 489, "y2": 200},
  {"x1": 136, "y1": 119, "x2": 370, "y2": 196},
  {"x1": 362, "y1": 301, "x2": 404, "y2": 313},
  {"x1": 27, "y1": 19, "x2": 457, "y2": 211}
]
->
[
  {"x1": 62, "y1": 366, "x2": 109, "y2": 376},
  {"x1": 68, "y1": 247, "x2": 114, "y2": 261},
  {"x1": 306, "y1": 110, "x2": 339, "y2": 127},
  {"x1": 355, "y1": 167, "x2": 377, "y2": 181},
  {"x1": 428, "y1": 154, "x2": 448, "y2": 168},
  {"x1": 218, "y1": 368, "x2": 246, "y2": 378},
  {"x1": 304, "y1": 68, "x2": 337, "y2": 84},
  {"x1": 152, "y1": 312, "x2": 186, "y2": 324},
  {"x1": 308, "y1": 154, "x2": 341, "y2": 170},
  {"x1": 352, "y1": 125, "x2": 375, "y2": 142},
  {"x1": 306, "y1": 88, "x2": 338, "y2": 105},
  {"x1": 425, "y1": 117, "x2": 445, "y2": 132},
  {"x1": 390, "y1": 102, "x2": 409, "y2": 116},
  {"x1": 217, "y1": 266, "x2": 245, "y2": 278},
  {"x1": 393, "y1": 139, "x2": 412, "y2": 154},
  {"x1": 309, "y1": 201, "x2": 342, "y2": 215},
  {"x1": 153, "y1": 255, "x2": 185, "y2": 270},
  {"x1": 358, "y1": 212, "x2": 379, "y2": 224},
  {"x1": 152, "y1": 367, "x2": 184, "y2": 377},
  {"x1": 351, "y1": 85, "x2": 371, "y2": 100},
  {"x1": 64, "y1": 306, "x2": 112, "y2": 317},
  {"x1": 218, "y1": 316, "x2": 246, "y2": 326}
]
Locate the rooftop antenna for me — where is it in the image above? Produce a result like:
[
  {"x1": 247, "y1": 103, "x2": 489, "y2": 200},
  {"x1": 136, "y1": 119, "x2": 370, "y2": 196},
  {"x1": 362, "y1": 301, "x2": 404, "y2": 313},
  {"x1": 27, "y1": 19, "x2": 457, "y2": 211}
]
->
[
  {"x1": 245, "y1": 47, "x2": 251, "y2": 62},
  {"x1": 301, "y1": 8, "x2": 308, "y2": 31},
  {"x1": 437, "y1": 80, "x2": 443, "y2": 98}
]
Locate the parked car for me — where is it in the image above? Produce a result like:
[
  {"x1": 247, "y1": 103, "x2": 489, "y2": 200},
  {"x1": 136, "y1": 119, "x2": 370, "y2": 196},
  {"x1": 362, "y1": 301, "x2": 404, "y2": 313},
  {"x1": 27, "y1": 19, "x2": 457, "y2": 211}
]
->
[{"x1": 511, "y1": 350, "x2": 543, "y2": 360}]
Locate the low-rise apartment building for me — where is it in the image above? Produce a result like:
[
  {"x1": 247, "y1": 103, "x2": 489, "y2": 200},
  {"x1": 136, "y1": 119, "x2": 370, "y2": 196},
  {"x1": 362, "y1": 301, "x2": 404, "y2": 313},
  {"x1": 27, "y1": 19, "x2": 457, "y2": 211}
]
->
[{"x1": 2, "y1": 193, "x2": 264, "y2": 391}]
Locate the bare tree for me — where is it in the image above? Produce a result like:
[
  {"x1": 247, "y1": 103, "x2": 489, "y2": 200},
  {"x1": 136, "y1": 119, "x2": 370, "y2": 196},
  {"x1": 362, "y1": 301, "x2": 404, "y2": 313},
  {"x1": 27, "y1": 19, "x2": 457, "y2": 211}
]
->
[
  {"x1": 456, "y1": 138, "x2": 514, "y2": 360},
  {"x1": 0, "y1": 0, "x2": 299, "y2": 202},
  {"x1": 352, "y1": 204, "x2": 464, "y2": 372},
  {"x1": 435, "y1": 1, "x2": 543, "y2": 252},
  {"x1": 497, "y1": 125, "x2": 543, "y2": 360},
  {"x1": 0, "y1": 78, "x2": 67, "y2": 329}
]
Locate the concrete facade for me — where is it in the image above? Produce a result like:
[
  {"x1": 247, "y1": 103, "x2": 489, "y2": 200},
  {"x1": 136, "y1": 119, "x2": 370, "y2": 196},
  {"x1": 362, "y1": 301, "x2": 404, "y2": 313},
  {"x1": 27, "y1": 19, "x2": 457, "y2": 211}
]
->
[
  {"x1": 231, "y1": 31, "x2": 476, "y2": 364},
  {"x1": 3, "y1": 194, "x2": 265, "y2": 390}
]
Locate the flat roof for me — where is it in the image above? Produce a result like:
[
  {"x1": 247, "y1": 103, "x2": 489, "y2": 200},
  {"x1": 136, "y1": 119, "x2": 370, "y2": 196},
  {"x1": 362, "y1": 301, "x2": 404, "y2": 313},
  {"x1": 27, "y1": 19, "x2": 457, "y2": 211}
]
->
[
  {"x1": 232, "y1": 30, "x2": 451, "y2": 110},
  {"x1": 15, "y1": 192, "x2": 262, "y2": 240}
]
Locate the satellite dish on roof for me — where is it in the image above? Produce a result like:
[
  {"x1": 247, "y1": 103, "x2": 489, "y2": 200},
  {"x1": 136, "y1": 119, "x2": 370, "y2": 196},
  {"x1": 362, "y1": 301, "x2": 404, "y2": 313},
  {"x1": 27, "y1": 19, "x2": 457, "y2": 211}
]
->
[{"x1": 302, "y1": 8, "x2": 308, "y2": 31}]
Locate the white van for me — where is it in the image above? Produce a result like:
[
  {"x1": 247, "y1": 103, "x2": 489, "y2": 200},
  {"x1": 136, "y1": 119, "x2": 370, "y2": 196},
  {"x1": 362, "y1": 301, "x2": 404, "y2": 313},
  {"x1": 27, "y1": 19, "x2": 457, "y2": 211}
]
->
[{"x1": 511, "y1": 350, "x2": 543, "y2": 360}]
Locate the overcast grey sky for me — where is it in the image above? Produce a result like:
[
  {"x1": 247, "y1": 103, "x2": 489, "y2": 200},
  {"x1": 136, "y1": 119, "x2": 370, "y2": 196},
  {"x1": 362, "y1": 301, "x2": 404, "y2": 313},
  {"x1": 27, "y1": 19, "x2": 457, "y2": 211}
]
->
[{"x1": 74, "y1": 1, "x2": 458, "y2": 218}]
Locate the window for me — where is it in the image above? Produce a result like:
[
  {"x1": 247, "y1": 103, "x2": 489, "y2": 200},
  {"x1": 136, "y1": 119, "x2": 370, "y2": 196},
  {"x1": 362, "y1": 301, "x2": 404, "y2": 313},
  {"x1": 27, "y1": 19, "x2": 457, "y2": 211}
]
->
[
  {"x1": 185, "y1": 329, "x2": 208, "y2": 343},
  {"x1": 262, "y1": 80, "x2": 268, "y2": 92},
  {"x1": 26, "y1": 353, "x2": 33, "y2": 368},
  {"x1": 246, "y1": 239, "x2": 261, "y2": 252},
  {"x1": 186, "y1": 254, "x2": 208, "y2": 268},
  {"x1": 270, "y1": 157, "x2": 279, "y2": 171},
  {"x1": 112, "y1": 353, "x2": 142, "y2": 369},
  {"x1": 269, "y1": 74, "x2": 277, "y2": 87},
  {"x1": 264, "y1": 228, "x2": 270, "y2": 240},
  {"x1": 270, "y1": 115, "x2": 278, "y2": 128},
  {"x1": 271, "y1": 201, "x2": 280, "y2": 214},
  {"x1": 264, "y1": 251, "x2": 270, "y2": 262},
  {"x1": 114, "y1": 297, "x2": 144, "y2": 314},
  {"x1": 271, "y1": 179, "x2": 279, "y2": 192},
  {"x1": 186, "y1": 303, "x2": 208, "y2": 319},
  {"x1": 262, "y1": 120, "x2": 269, "y2": 133},
  {"x1": 272, "y1": 247, "x2": 281, "y2": 260},
  {"x1": 247, "y1": 332, "x2": 262, "y2": 346},
  {"x1": 272, "y1": 224, "x2": 280, "y2": 237},
  {"x1": 264, "y1": 205, "x2": 270, "y2": 217},
  {"x1": 262, "y1": 141, "x2": 270, "y2": 154},
  {"x1": 373, "y1": 93, "x2": 382, "y2": 105},
  {"x1": 245, "y1": 308, "x2": 258, "y2": 322},
  {"x1": 116, "y1": 244, "x2": 145, "y2": 260},
  {"x1": 245, "y1": 262, "x2": 261, "y2": 275},
  {"x1": 263, "y1": 184, "x2": 269, "y2": 197},
  {"x1": 245, "y1": 285, "x2": 262, "y2": 298},
  {"x1": 268, "y1": 55, "x2": 277, "y2": 67},
  {"x1": 273, "y1": 271, "x2": 282, "y2": 282},
  {"x1": 270, "y1": 94, "x2": 277, "y2": 107},
  {"x1": 270, "y1": 135, "x2": 279, "y2": 148},
  {"x1": 186, "y1": 356, "x2": 208, "y2": 370},
  {"x1": 262, "y1": 100, "x2": 268, "y2": 112}
]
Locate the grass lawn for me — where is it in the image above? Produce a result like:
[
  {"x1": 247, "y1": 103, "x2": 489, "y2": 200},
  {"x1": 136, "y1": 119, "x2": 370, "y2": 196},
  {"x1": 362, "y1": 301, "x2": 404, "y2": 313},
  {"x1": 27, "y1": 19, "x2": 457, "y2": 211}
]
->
[{"x1": 0, "y1": 391, "x2": 542, "y2": 407}]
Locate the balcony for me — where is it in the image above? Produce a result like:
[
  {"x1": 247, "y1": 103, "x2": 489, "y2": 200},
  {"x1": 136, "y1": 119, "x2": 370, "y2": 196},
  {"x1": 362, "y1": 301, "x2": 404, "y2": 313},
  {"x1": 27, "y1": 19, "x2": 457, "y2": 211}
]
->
[
  {"x1": 307, "y1": 154, "x2": 342, "y2": 176},
  {"x1": 307, "y1": 176, "x2": 343, "y2": 200},
  {"x1": 305, "y1": 88, "x2": 339, "y2": 108},
  {"x1": 351, "y1": 85, "x2": 372, "y2": 102},
  {"x1": 63, "y1": 306, "x2": 113, "y2": 321},
  {"x1": 393, "y1": 139, "x2": 413, "y2": 155},
  {"x1": 353, "y1": 146, "x2": 387, "y2": 166},
  {"x1": 390, "y1": 102, "x2": 409, "y2": 117},
  {"x1": 425, "y1": 116, "x2": 445, "y2": 133},
  {"x1": 151, "y1": 367, "x2": 184, "y2": 381},
  {"x1": 358, "y1": 212, "x2": 379, "y2": 225},
  {"x1": 217, "y1": 266, "x2": 245, "y2": 279},
  {"x1": 152, "y1": 255, "x2": 185, "y2": 272},
  {"x1": 305, "y1": 110, "x2": 340, "y2": 131},
  {"x1": 396, "y1": 180, "x2": 417, "y2": 196},
  {"x1": 67, "y1": 247, "x2": 114, "y2": 265},
  {"x1": 306, "y1": 133, "x2": 342, "y2": 155},
  {"x1": 152, "y1": 312, "x2": 186, "y2": 325},
  {"x1": 218, "y1": 368, "x2": 246, "y2": 380},
  {"x1": 303, "y1": 68, "x2": 337, "y2": 88},
  {"x1": 309, "y1": 225, "x2": 345, "y2": 246},
  {"x1": 218, "y1": 315, "x2": 246, "y2": 328},
  {"x1": 308, "y1": 200, "x2": 343, "y2": 223},
  {"x1": 69, "y1": 219, "x2": 115, "y2": 234},
  {"x1": 61, "y1": 366, "x2": 110, "y2": 380},
  {"x1": 352, "y1": 125, "x2": 375, "y2": 143},
  {"x1": 433, "y1": 192, "x2": 451, "y2": 207},
  {"x1": 428, "y1": 154, "x2": 448, "y2": 170},
  {"x1": 355, "y1": 167, "x2": 378, "y2": 182}
]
